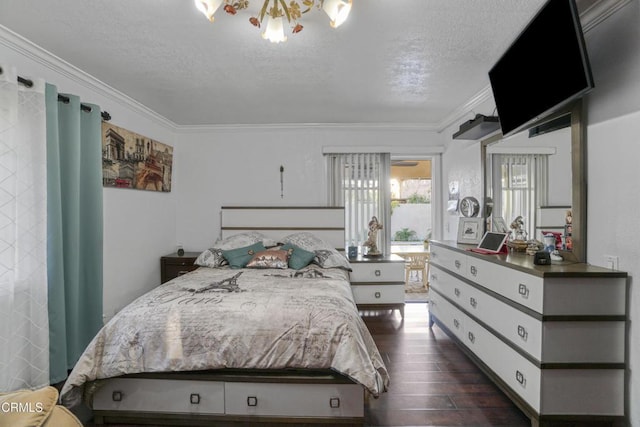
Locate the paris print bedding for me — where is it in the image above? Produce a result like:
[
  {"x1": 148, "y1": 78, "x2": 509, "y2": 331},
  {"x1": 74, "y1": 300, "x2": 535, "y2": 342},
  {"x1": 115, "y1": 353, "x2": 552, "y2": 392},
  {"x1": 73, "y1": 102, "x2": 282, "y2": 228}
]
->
[{"x1": 60, "y1": 265, "x2": 389, "y2": 407}]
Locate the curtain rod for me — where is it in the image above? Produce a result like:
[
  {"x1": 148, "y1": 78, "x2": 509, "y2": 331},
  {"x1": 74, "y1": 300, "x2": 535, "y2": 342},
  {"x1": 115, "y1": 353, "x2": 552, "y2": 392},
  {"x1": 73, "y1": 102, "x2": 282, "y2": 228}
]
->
[{"x1": 0, "y1": 67, "x2": 112, "y2": 122}]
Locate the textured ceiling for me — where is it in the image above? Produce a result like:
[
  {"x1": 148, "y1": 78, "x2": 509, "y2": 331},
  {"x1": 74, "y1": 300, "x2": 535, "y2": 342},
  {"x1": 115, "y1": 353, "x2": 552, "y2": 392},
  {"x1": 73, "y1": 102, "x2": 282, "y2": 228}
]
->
[{"x1": 0, "y1": 0, "x2": 598, "y2": 127}]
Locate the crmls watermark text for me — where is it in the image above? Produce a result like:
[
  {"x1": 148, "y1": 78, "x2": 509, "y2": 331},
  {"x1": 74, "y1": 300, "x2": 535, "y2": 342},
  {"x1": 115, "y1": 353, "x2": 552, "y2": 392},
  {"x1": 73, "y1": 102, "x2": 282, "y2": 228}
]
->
[{"x1": 1, "y1": 402, "x2": 45, "y2": 413}]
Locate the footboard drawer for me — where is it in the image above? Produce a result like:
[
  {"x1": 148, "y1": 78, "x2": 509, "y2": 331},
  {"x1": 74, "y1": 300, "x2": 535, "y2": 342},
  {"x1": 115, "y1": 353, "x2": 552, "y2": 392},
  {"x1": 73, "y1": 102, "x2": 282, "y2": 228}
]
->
[
  {"x1": 92, "y1": 378, "x2": 225, "y2": 414},
  {"x1": 224, "y1": 382, "x2": 364, "y2": 417}
]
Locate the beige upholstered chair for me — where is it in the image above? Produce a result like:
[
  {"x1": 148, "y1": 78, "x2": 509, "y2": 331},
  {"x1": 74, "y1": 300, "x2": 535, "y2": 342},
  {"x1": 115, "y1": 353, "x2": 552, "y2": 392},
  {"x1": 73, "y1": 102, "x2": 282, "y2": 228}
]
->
[
  {"x1": 404, "y1": 253, "x2": 430, "y2": 291},
  {"x1": 0, "y1": 386, "x2": 82, "y2": 427}
]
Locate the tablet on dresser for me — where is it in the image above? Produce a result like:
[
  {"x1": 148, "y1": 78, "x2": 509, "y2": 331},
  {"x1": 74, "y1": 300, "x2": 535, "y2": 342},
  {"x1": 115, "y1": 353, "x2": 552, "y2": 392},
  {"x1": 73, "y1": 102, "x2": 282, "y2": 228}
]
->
[{"x1": 468, "y1": 232, "x2": 509, "y2": 254}]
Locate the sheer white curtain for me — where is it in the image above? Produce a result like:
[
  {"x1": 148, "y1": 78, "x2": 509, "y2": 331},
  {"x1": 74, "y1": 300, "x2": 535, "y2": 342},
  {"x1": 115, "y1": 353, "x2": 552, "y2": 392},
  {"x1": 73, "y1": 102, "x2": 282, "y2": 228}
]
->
[
  {"x1": 491, "y1": 153, "x2": 548, "y2": 239},
  {"x1": 0, "y1": 65, "x2": 49, "y2": 391},
  {"x1": 326, "y1": 153, "x2": 391, "y2": 254}
]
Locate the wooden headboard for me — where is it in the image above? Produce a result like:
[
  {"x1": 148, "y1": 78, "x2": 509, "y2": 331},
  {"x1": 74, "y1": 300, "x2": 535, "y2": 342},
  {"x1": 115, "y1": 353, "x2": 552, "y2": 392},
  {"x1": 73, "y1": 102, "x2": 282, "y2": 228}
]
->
[{"x1": 220, "y1": 206, "x2": 345, "y2": 251}]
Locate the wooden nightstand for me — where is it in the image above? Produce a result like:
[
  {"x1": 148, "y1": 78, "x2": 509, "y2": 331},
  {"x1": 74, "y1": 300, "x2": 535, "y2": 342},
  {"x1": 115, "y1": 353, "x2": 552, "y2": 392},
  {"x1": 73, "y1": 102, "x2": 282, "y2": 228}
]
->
[
  {"x1": 349, "y1": 254, "x2": 405, "y2": 317},
  {"x1": 160, "y1": 252, "x2": 200, "y2": 283}
]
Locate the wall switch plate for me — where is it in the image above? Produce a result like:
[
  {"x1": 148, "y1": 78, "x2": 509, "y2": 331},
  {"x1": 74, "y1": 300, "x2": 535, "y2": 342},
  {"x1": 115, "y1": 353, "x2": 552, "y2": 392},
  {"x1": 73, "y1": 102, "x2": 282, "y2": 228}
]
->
[{"x1": 604, "y1": 255, "x2": 619, "y2": 271}]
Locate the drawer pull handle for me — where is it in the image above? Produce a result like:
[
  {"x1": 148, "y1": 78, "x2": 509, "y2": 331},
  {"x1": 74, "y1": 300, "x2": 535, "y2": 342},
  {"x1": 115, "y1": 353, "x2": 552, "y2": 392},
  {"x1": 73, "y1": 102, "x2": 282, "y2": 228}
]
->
[
  {"x1": 469, "y1": 297, "x2": 477, "y2": 308},
  {"x1": 454, "y1": 260, "x2": 461, "y2": 269},
  {"x1": 190, "y1": 393, "x2": 200, "y2": 404},
  {"x1": 178, "y1": 270, "x2": 190, "y2": 276},
  {"x1": 468, "y1": 332, "x2": 475, "y2": 343},
  {"x1": 247, "y1": 396, "x2": 258, "y2": 407},
  {"x1": 470, "y1": 266, "x2": 477, "y2": 276},
  {"x1": 454, "y1": 288, "x2": 460, "y2": 297},
  {"x1": 518, "y1": 284, "x2": 529, "y2": 298},
  {"x1": 516, "y1": 370, "x2": 527, "y2": 387},
  {"x1": 453, "y1": 318, "x2": 460, "y2": 329},
  {"x1": 329, "y1": 397, "x2": 341, "y2": 408},
  {"x1": 112, "y1": 391, "x2": 123, "y2": 402},
  {"x1": 374, "y1": 269, "x2": 381, "y2": 277},
  {"x1": 374, "y1": 291, "x2": 381, "y2": 299},
  {"x1": 430, "y1": 273, "x2": 437, "y2": 282},
  {"x1": 517, "y1": 325, "x2": 528, "y2": 341}
]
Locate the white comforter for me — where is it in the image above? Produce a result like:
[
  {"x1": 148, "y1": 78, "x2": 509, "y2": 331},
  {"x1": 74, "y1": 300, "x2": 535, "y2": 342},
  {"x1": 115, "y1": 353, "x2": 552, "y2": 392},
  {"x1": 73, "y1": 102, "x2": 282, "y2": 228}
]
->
[{"x1": 61, "y1": 265, "x2": 389, "y2": 407}]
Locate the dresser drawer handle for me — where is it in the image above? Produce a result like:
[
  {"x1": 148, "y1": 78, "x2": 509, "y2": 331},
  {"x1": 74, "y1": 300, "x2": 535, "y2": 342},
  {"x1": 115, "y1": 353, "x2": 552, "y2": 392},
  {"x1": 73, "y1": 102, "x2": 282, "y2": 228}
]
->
[
  {"x1": 516, "y1": 370, "x2": 526, "y2": 387},
  {"x1": 190, "y1": 393, "x2": 200, "y2": 404},
  {"x1": 469, "y1": 297, "x2": 477, "y2": 308},
  {"x1": 470, "y1": 265, "x2": 477, "y2": 276},
  {"x1": 374, "y1": 291, "x2": 381, "y2": 299},
  {"x1": 468, "y1": 332, "x2": 475, "y2": 343},
  {"x1": 329, "y1": 397, "x2": 340, "y2": 408},
  {"x1": 454, "y1": 288, "x2": 460, "y2": 297},
  {"x1": 454, "y1": 260, "x2": 461, "y2": 269},
  {"x1": 453, "y1": 318, "x2": 460, "y2": 329},
  {"x1": 430, "y1": 273, "x2": 437, "y2": 282},
  {"x1": 178, "y1": 270, "x2": 191, "y2": 276},
  {"x1": 518, "y1": 284, "x2": 530, "y2": 298},
  {"x1": 112, "y1": 391, "x2": 123, "y2": 402},
  {"x1": 374, "y1": 269, "x2": 381, "y2": 277},
  {"x1": 517, "y1": 325, "x2": 528, "y2": 341},
  {"x1": 247, "y1": 396, "x2": 258, "y2": 407}
]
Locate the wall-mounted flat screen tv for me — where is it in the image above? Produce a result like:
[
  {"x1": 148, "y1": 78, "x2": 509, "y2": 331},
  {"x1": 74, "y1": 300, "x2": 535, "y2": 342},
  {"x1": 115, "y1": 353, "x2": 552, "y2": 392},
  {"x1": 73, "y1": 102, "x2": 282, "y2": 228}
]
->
[{"x1": 488, "y1": 0, "x2": 594, "y2": 137}]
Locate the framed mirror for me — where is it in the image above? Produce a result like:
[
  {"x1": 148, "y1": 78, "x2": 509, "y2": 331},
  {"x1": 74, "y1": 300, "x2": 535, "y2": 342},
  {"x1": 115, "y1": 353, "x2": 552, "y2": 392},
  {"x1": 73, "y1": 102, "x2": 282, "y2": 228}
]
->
[{"x1": 481, "y1": 99, "x2": 586, "y2": 262}]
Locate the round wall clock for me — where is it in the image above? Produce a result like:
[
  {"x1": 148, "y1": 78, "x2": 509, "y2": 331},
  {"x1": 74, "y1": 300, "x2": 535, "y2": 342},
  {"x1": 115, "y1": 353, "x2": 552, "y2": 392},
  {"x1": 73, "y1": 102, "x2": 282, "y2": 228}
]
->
[{"x1": 460, "y1": 196, "x2": 480, "y2": 217}]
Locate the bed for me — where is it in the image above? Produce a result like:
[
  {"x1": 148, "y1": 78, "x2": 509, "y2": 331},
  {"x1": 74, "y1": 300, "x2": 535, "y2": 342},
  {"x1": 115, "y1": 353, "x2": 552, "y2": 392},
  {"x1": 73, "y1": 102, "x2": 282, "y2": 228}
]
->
[{"x1": 60, "y1": 206, "x2": 389, "y2": 425}]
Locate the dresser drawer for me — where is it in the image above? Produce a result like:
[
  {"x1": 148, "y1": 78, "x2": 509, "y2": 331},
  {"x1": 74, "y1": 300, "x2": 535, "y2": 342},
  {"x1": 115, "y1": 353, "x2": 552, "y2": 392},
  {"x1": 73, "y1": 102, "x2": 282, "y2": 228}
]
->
[
  {"x1": 429, "y1": 290, "x2": 466, "y2": 342},
  {"x1": 92, "y1": 378, "x2": 225, "y2": 414},
  {"x1": 465, "y1": 255, "x2": 544, "y2": 313},
  {"x1": 463, "y1": 315, "x2": 542, "y2": 412},
  {"x1": 429, "y1": 265, "x2": 466, "y2": 305},
  {"x1": 429, "y1": 245, "x2": 466, "y2": 278},
  {"x1": 349, "y1": 262, "x2": 404, "y2": 282},
  {"x1": 351, "y1": 283, "x2": 404, "y2": 305},
  {"x1": 224, "y1": 382, "x2": 363, "y2": 417}
]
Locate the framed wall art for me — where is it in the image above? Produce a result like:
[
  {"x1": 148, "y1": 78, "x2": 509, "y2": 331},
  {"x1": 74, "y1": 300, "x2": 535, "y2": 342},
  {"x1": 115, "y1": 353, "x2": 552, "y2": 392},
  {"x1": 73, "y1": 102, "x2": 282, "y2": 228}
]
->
[
  {"x1": 101, "y1": 122, "x2": 173, "y2": 192},
  {"x1": 457, "y1": 217, "x2": 485, "y2": 244}
]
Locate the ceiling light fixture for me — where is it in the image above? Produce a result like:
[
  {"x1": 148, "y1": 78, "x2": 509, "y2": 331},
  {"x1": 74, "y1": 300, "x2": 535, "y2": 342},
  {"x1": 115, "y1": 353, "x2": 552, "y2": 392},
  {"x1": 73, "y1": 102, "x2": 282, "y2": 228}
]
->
[{"x1": 194, "y1": 0, "x2": 352, "y2": 43}]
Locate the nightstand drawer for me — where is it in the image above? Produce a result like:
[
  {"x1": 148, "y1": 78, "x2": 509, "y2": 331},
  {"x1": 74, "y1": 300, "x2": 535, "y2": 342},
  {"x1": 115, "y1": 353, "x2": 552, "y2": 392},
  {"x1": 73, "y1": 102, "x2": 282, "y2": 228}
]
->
[
  {"x1": 349, "y1": 262, "x2": 404, "y2": 282},
  {"x1": 351, "y1": 283, "x2": 404, "y2": 304}
]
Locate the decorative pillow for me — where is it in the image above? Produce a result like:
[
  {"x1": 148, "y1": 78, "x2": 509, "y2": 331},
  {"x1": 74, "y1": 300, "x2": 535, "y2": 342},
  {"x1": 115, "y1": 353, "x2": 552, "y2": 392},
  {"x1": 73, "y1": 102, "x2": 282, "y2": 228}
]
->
[
  {"x1": 281, "y1": 243, "x2": 316, "y2": 270},
  {"x1": 246, "y1": 249, "x2": 289, "y2": 269},
  {"x1": 195, "y1": 232, "x2": 268, "y2": 268},
  {"x1": 281, "y1": 232, "x2": 351, "y2": 271},
  {"x1": 222, "y1": 242, "x2": 267, "y2": 269}
]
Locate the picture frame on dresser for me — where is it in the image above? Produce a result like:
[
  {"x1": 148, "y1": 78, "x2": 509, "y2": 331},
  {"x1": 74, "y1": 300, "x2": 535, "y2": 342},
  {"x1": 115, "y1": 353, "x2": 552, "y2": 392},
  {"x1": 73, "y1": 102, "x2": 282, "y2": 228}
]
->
[{"x1": 456, "y1": 217, "x2": 484, "y2": 244}]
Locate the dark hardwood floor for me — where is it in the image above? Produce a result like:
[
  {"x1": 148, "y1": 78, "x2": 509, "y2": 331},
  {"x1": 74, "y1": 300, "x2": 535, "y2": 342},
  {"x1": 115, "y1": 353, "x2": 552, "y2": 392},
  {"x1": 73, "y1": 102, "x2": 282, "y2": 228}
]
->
[{"x1": 362, "y1": 302, "x2": 530, "y2": 427}]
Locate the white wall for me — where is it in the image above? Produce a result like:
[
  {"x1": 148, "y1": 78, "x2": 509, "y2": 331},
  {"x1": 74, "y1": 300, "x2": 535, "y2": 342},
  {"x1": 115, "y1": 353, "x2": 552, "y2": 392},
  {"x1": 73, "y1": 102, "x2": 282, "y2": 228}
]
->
[
  {"x1": 583, "y1": 2, "x2": 640, "y2": 424},
  {"x1": 174, "y1": 126, "x2": 444, "y2": 250},
  {"x1": 0, "y1": 33, "x2": 178, "y2": 321}
]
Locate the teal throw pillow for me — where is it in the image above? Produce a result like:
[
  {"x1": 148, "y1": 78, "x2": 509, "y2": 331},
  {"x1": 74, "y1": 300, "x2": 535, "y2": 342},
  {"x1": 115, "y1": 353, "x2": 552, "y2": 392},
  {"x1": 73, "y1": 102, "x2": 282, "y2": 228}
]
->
[
  {"x1": 281, "y1": 243, "x2": 316, "y2": 270},
  {"x1": 222, "y1": 242, "x2": 267, "y2": 269}
]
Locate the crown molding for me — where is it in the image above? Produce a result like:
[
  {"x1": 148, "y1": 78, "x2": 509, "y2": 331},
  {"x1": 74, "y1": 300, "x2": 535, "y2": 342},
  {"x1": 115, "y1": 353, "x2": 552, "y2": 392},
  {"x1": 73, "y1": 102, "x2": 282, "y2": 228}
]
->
[
  {"x1": 579, "y1": 0, "x2": 632, "y2": 32},
  {"x1": 0, "y1": 25, "x2": 177, "y2": 130},
  {"x1": 173, "y1": 122, "x2": 441, "y2": 133}
]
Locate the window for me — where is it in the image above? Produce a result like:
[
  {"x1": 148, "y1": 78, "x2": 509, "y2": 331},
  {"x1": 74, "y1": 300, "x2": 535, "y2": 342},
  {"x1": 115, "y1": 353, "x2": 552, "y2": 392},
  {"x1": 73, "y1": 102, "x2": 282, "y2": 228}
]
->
[{"x1": 326, "y1": 153, "x2": 391, "y2": 252}]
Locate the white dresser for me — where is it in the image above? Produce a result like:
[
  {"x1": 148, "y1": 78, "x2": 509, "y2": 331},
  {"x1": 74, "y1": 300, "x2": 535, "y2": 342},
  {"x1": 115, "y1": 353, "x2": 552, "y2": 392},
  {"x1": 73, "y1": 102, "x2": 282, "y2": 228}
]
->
[
  {"x1": 349, "y1": 255, "x2": 405, "y2": 317},
  {"x1": 428, "y1": 241, "x2": 627, "y2": 427}
]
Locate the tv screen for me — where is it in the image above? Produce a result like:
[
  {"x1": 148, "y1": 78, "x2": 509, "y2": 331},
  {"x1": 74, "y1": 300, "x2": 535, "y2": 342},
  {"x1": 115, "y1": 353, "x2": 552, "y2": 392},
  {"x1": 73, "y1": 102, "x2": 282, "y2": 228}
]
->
[{"x1": 488, "y1": 0, "x2": 594, "y2": 137}]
